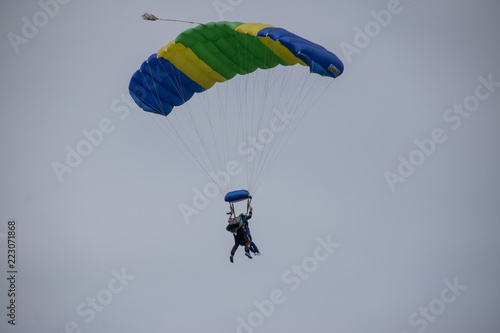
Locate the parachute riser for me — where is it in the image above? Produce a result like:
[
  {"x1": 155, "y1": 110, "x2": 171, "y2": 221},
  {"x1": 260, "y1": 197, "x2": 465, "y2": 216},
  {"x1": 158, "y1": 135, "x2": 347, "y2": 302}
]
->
[
  {"x1": 246, "y1": 197, "x2": 252, "y2": 215},
  {"x1": 227, "y1": 197, "x2": 251, "y2": 217},
  {"x1": 229, "y1": 203, "x2": 236, "y2": 217}
]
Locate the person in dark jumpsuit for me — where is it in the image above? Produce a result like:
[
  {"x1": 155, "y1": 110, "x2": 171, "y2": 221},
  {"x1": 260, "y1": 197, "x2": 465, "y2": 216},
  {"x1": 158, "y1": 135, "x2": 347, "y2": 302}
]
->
[{"x1": 228, "y1": 206, "x2": 253, "y2": 263}]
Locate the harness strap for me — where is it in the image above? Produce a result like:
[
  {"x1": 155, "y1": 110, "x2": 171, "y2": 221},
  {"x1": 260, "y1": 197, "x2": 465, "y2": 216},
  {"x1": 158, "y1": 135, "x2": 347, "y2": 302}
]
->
[{"x1": 230, "y1": 203, "x2": 235, "y2": 217}]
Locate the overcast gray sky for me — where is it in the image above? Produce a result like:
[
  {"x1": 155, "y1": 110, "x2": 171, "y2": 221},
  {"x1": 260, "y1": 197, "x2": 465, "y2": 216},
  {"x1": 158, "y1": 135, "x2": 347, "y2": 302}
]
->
[{"x1": 1, "y1": 0, "x2": 500, "y2": 332}]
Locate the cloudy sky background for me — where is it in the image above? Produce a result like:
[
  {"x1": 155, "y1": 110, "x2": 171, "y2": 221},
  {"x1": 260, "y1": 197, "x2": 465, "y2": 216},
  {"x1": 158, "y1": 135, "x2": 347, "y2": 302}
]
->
[{"x1": 1, "y1": 0, "x2": 499, "y2": 332}]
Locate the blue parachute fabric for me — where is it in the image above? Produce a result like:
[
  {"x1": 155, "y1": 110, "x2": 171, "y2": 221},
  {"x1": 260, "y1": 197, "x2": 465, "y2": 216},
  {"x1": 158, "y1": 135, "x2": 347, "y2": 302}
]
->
[
  {"x1": 129, "y1": 54, "x2": 205, "y2": 116},
  {"x1": 257, "y1": 27, "x2": 344, "y2": 78},
  {"x1": 224, "y1": 190, "x2": 250, "y2": 203}
]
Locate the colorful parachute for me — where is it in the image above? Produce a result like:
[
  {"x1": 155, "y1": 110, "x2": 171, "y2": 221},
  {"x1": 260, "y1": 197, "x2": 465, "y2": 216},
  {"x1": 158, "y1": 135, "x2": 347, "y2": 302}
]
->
[
  {"x1": 129, "y1": 21, "x2": 344, "y2": 195},
  {"x1": 129, "y1": 22, "x2": 343, "y2": 116}
]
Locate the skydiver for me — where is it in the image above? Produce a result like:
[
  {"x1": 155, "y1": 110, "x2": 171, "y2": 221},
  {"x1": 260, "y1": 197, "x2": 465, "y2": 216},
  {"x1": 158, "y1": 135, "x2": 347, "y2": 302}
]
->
[{"x1": 227, "y1": 206, "x2": 254, "y2": 263}]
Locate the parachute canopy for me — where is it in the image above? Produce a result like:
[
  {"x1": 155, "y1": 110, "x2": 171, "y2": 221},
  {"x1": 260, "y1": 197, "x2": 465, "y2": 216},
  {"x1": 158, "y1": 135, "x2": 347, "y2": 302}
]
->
[
  {"x1": 129, "y1": 21, "x2": 344, "y2": 117},
  {"x1": 224, "y1": 189, "x2": 251, "y2": 203},
  {"x1": 129, "y1": 21, "x2": 344, "y2": 196}
]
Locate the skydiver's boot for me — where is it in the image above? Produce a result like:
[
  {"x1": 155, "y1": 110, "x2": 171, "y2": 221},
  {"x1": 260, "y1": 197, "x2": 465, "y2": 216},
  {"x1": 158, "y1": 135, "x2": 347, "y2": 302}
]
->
[
  {"x1": 230, "y1": 255, "x2": 234, "y2": 263},
  {"x1": 245, "y1": 252, "x2": 252, "y2": 259}
]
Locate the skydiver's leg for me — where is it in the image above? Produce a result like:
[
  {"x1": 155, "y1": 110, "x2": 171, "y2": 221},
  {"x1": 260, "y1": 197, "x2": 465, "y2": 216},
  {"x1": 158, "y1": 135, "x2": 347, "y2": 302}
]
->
[
  {"x1": 246, "y1": 229, "x2": 260, "y2": 254},
  {"x1": 243, "y1": 234, "x2": 252, "y2": 258},
  {"x1": 231, "y1": 244, "x2": 239, "y2": 256},
  {"x1": 230, "y1": 241, "x2": 238, "y2": 263},
  {"x1": 231, "y1": 236, "x2": 239, "y2": 256},
  {"x1": 250, "y1": 242, "x2": 260, "y2": 254}
]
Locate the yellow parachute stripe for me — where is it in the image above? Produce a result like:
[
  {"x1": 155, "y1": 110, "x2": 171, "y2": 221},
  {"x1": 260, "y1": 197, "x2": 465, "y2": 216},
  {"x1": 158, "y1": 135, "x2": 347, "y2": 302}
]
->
[
  {"x1": 257, "y1": 36, "x2": 306, "y2": 66},
  {"x1": 157, "y1": 41, "x2": 226, "y2": 90},
  {"x1": 235, "y1": 23, "x2": 274, "y2": 36}
]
